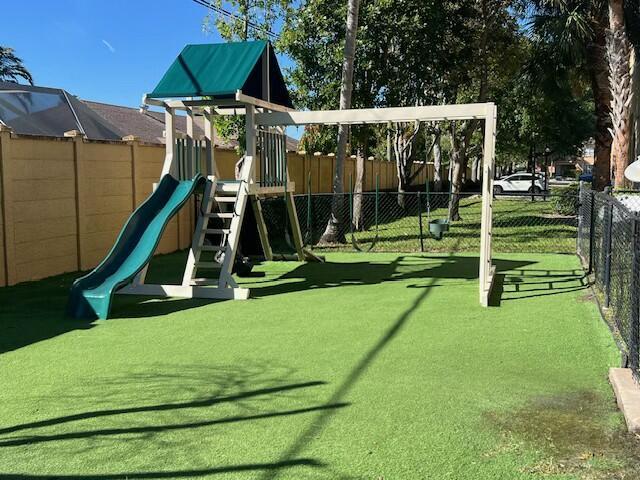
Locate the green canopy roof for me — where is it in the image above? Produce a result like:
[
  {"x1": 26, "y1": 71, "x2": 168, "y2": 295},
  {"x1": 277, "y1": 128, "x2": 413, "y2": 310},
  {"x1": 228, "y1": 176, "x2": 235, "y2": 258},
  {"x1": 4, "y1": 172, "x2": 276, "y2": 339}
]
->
[{"x1": 148, "y1": 40, "x2": 292, "y2": 108}]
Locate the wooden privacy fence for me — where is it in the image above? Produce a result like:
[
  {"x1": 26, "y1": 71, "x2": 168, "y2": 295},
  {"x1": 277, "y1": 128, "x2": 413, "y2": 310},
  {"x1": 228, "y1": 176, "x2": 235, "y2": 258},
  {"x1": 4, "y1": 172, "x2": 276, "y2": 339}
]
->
[{"x1": 0, "y1": 128, "x2": 430, "y2": 286}]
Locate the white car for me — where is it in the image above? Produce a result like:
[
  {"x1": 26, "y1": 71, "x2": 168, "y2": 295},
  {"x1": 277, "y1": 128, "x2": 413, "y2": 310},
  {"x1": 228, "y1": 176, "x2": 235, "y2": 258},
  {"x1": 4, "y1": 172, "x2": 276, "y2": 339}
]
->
[{"x1": 493, "y1": 173, "x2": 545, "y2": 194}]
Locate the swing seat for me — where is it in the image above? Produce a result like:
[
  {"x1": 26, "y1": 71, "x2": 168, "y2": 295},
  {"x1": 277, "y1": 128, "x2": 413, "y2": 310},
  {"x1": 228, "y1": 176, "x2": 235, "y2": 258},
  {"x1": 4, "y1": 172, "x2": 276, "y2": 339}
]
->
[{"x1": 429, "y1": 218, "x2": 450, "y2": 241}]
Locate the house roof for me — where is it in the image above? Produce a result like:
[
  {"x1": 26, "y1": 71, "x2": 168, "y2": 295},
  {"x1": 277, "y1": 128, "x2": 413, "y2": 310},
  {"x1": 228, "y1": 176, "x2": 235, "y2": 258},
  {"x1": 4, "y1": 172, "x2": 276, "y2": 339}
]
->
[
  {"x1": 0, "y1": 81, "x2": 123, "y2": 140},
  {"x1": 0, "y1": 81, "x2": 298, "y2": 150},
  {"x1": 148, "y1": 41, "x2": 293, "y2": 108},
  {"x1": 83, "y1": 100, "x2": 299, "y2": 150}
]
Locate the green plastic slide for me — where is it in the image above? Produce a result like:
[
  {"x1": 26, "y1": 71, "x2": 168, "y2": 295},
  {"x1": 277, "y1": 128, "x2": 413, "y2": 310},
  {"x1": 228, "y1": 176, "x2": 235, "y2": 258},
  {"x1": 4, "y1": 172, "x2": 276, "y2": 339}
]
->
[{"x1": 67, "y1": 174, "x2": 205, "y2": 320}]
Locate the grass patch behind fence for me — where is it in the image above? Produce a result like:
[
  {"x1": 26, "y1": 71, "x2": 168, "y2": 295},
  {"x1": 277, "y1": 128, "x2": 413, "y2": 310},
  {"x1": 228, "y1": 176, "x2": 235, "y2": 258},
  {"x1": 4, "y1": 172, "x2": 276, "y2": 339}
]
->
[{"x1": 338, "y1": 195, "x2": 577, "y2": 254}]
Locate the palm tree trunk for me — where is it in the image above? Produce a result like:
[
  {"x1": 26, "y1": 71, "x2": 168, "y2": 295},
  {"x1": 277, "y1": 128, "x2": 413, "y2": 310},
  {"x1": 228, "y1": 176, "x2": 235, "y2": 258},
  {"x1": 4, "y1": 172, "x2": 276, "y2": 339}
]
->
[
  {"x1": 318, "y1": 0, "x2": 360, "y2": 244},
  {"x1": 607, "y1": 0, "x2": 633, "y2": 188},
  {"x1": 587, "y1": 18, "x2": 613, "y2": 191}
]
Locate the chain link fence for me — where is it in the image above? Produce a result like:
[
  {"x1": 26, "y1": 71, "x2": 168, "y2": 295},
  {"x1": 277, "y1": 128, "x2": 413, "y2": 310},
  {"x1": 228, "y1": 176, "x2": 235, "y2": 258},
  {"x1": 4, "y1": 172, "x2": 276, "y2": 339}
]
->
[
  {"x1": 577, "y1": 185, "x2": 640, "y2": 380},
  {"x1": 261, "y1": 190, "x2": 579, "y2": 255}
]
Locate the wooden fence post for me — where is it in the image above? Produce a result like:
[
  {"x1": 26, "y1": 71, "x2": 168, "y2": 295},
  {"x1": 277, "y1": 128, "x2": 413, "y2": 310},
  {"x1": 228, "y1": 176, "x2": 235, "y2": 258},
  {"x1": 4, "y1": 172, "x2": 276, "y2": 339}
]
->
[
  {"x1": 0, "y1": 125, "x2": 15, "y2": 285},
  {"x1": 65, "y1": 129, "x2": 87, "y2": 271},
  {"x1": 123, "y1": 135, "x2": 141, "y2": 210}
]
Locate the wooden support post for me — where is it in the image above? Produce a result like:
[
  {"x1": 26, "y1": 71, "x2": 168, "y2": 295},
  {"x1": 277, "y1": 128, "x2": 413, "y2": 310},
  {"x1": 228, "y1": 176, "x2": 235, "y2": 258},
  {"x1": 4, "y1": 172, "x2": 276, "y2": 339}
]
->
[
  {"x1": 65, "y1": 129, "x2": 88, "y2": 271},
  {"x1": 186, "y1": 108, "x2": 194, "y2": 178},
  {"x1": 245, "y1": 105, "x2": 257, "y2": 175},
  {"x1": 204, "y1": 108, "x2": 219, "y2": 177},
  {"x1": 479, "y1": 103, "x2": 497, "y2": 307},
  {"x1": 161, "y1": 107, "x2": 177, "y2": 178},
  {"x1": 286, "y1": 190, "x2": 305, "y2": 261},
  {"x1": 123, "y1": 135, "x2": 140, "y2": 210},
  {"x1": 250, "y1": 195, "x2": 273, "y2": 261},
  {"x1": 0, "y1": 125, "x2": 15, "y2": 285}
]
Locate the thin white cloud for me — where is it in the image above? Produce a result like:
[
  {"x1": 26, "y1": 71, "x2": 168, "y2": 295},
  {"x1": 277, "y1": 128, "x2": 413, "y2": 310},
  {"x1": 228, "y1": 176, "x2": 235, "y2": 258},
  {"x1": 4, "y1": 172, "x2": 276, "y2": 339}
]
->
[{"x1": 101, "y1": 39, "x2": 115, "y2": 53}]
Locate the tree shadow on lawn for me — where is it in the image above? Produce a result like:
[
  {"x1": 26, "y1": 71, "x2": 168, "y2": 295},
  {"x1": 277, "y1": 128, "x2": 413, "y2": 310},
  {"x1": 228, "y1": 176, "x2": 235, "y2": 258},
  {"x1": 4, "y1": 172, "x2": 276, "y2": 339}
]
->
[
  {"x1": 249, "y1": 255, "x2": 535, "y2": 299},
  {"x1": 0, "y1": 363, "x2": 343, "y2": 478},
  {"x1": 0, "y1": 460, "x2": 326, "y2": 479},
  {"x1": 0, "y1": 271, "x2": 96, "y2": 355}
]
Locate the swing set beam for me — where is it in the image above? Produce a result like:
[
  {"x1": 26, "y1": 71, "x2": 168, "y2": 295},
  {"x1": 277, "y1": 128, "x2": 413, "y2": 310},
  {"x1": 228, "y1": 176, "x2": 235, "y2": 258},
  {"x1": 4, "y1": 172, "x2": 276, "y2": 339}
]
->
[{"x1": 256, "y1": 102, "x2": 498, "y2": 307}]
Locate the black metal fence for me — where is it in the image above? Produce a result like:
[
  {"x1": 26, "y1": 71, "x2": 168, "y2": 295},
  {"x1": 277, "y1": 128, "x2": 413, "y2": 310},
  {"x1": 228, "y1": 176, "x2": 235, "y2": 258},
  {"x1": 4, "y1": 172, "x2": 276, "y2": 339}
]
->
[{"x1": 578, "y1": 185, "x2": 640, "y2": 379}]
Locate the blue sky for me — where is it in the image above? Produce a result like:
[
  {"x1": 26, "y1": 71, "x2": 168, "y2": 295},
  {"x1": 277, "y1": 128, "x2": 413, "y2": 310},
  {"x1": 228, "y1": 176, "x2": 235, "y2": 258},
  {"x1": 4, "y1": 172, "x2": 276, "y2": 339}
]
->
[{"x1": 3, "y1": 0, "x2": 293, "y2": 108}]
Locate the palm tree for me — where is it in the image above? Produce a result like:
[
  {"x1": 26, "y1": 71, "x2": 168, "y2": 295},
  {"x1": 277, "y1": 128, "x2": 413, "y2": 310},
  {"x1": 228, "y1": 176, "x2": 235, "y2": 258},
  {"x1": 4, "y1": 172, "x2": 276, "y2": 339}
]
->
[
  {"x1": 607, "y1": 0, "x2": 633, "y2": 187},
  {"x1": 626, "y1": 1, "x2": 639, "y2": 163},
  {"x1": 318, "y1": 0, "x2": 360, "y2": 244},
  {"x1": 0, "y1": 46, "x2": 33, "y2": 85},
  {"x1": 529, "y1": 1, "x2": 611, "y2": 190}
]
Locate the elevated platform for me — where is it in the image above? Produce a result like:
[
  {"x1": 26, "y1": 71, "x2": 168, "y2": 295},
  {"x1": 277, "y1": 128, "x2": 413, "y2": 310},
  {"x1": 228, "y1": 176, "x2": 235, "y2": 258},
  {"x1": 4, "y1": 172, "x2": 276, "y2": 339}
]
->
[{"x1": 213, "y1": 180, "x2": 296, "y2": 196}]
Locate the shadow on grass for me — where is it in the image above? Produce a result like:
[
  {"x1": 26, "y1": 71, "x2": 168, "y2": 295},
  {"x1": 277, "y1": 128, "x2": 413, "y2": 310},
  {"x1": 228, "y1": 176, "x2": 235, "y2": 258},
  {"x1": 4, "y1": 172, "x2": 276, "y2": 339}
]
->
[
  {"x1": 256, "y1": 253, "x2": 535, "y2": 480},
  {"x1": 500, "y1": 268, "x2": 589, "y2": 301},
  {"x1": 0, "y1": 363, "x2": 336, "y2": 478},
  {"x1": 250, "y1": 255, "x2": 534, "y2": 299},
  {"x1": 0, "y1": 271, "x2": 96, "y2": 355},
  {"x1": 1, "y1": 253, "x2": 544, "y2": 354},
  {"x1": 0, "y1": 460, "x2": 325, "y2": 479}
]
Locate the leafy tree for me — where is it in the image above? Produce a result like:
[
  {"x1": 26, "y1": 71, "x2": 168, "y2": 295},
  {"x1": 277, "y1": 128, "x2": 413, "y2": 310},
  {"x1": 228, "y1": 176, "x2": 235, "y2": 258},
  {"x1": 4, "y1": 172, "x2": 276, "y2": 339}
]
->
[
  {"x1": 202, "y1": 0, "x2": 291, "y2": 40},
  {"x1": 0, "y1": 46, "x2": 33, "y2": 85},
  {"x1": 283, "y1": 0, "x2": 474, "y2": 212},
  {"x1": 525, "y1": 0, "x2": 612, "y2": 190},
  {"x1": 496, "y1": 39, "x2": 595, "y2": 174},
  {"x1": 200, "y1": 0, "x2": 292, "y2": 155},
  {"x1": 445, "y1": 0, "x2": 523, "y2": 220}
]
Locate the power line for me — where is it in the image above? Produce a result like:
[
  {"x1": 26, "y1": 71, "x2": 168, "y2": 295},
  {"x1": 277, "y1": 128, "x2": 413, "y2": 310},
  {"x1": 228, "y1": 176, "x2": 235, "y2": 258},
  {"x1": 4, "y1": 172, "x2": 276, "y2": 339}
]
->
[{"x1": 192, "y1": 0, "x2": 278, "y2": 39}]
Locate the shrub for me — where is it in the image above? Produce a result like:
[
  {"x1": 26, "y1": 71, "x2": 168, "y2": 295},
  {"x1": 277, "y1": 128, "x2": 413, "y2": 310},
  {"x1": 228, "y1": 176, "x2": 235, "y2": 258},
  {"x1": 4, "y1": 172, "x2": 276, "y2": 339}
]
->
[{"x1": 551, "y1": 183, "x2": 580, "y2": 215}]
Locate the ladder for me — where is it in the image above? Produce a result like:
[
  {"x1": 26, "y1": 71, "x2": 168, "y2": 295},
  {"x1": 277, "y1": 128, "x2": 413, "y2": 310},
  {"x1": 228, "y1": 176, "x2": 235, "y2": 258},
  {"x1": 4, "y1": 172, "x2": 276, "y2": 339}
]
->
[{"x1": 182, "y1": 177, "x2": 250, "y2": 289}]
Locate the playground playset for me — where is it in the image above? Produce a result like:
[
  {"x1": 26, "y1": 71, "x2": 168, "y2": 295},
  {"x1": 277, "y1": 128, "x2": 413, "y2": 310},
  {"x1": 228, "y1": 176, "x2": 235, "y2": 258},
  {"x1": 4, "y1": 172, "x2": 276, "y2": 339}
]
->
[{"x1": 67, "y1": 40, "x2": 498, "y2": 319}]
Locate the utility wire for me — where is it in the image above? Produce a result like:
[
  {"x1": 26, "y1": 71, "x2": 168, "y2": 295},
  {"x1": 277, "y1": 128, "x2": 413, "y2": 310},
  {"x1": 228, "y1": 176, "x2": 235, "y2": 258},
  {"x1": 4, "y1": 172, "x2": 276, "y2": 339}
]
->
[{"x1": 192, "y1": 0, "x2": 278, "y2": 39}]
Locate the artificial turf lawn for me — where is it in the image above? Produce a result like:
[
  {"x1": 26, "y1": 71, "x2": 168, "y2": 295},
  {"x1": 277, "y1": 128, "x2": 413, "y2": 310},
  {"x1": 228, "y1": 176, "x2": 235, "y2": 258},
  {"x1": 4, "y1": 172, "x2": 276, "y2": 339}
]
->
[{"x1": 1, "y1": 252, "x2": 638, "y2": 479}]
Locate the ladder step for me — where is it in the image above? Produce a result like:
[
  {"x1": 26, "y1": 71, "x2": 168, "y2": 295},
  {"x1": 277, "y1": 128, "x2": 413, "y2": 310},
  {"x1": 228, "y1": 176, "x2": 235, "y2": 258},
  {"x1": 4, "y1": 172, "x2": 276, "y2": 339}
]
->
[
  {"x1": 196, "y1": 261, "x2": 222, "y2": 269},
  {"x1": 214, "y1": 196, "x2": 236, "y2": 203},
  {"x1": 201, "y1": 245, "x2": 227, "y2": 252},
  {"x1": 205, "y1": 228, "x2": 231, "y2": 234},
  {"x1": 217, "y1": 183, "x2": 241, "y2": 193},
  {"x1": 204, "y1": 212, "x2": 235, "y2": 219}
]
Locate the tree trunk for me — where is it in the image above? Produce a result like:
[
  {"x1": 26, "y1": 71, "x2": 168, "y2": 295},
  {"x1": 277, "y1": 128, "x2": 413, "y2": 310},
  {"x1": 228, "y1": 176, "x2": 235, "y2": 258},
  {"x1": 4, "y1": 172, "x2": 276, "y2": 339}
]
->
[
  {"x1": 608, "y1": 0, "x2": 633, "y2": 188},
  {"x1": 433, "y1": 128, "x2": 442, "y2": 191},
  {"x1": 471, "y1": 156, "x2": 479, "y2": 183},
  {"x1": 352, "y1": 143, "x2": 366, "y2": 230},
  {"x1": 318, "y1": 0, "x2": 360, "y2": 244},
  {"x1": 448, "y1": 122, "x2": 463, "y2": 221},
  {"x1": 448, "y1": 144, "x2": 463, "y2": 221},
  {"x1": 588, "y1": 16, "x2": 613, "y2": 191},
  {"x1": 393, "y1": 121, "x2": 421, "y2": 208},
  {"x1": 448, "y1": 0, "x2": 488, "y2": 220}
]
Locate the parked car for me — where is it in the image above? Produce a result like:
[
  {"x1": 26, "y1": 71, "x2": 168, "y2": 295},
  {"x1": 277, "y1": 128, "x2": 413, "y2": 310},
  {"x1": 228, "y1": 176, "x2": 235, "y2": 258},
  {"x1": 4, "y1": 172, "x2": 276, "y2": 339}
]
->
[
  {"x1": 493, "y1": 173, "x2": 545, "y2": 194},
  {"x1": 578, "y1": 172, "x2": 593, "y2": 183}
]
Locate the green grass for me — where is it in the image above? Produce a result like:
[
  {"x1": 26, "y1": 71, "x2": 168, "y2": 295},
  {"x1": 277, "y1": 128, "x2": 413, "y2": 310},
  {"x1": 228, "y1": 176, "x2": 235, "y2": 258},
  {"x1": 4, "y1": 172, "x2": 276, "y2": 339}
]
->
[
  {"x1": 0, "y1": 251, "x2": 637, "y2": 479},
  {"x1": 340, "y1": 196, "x2": 578, "y2": 254}
]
